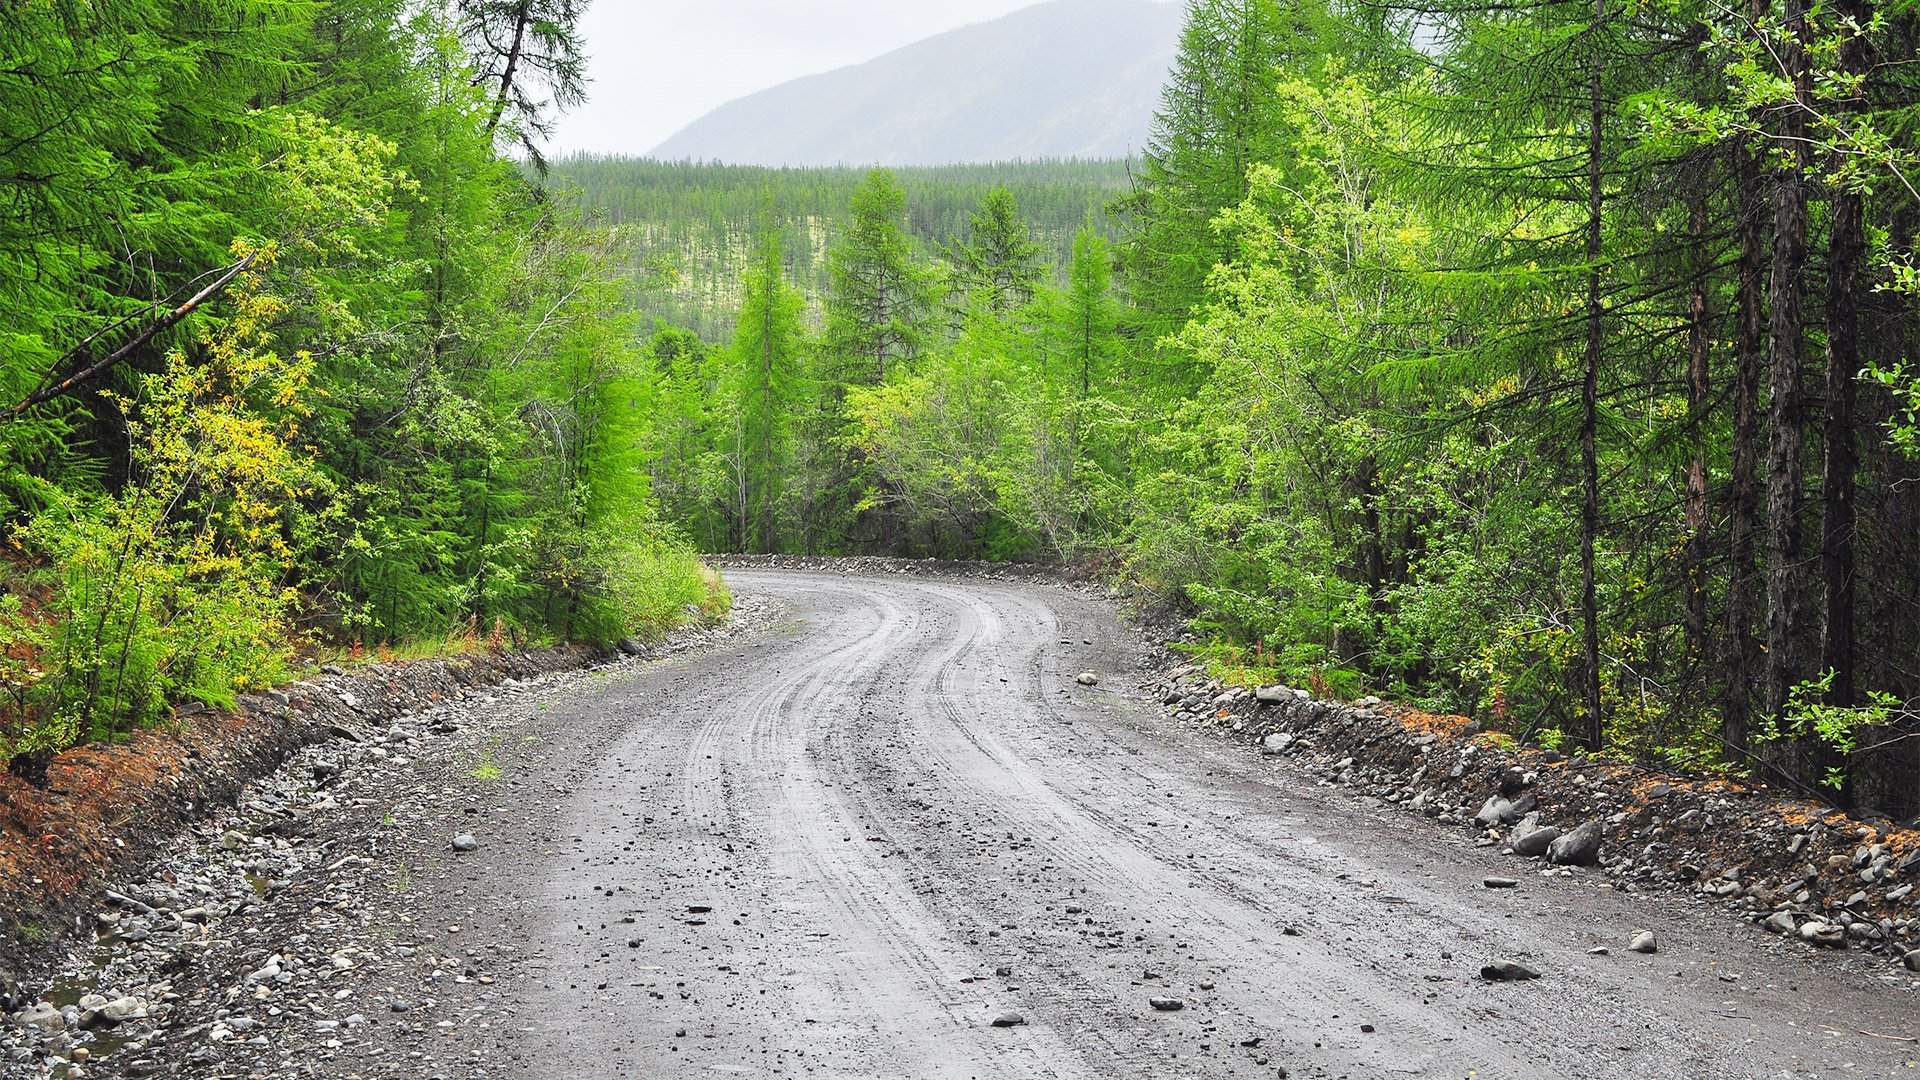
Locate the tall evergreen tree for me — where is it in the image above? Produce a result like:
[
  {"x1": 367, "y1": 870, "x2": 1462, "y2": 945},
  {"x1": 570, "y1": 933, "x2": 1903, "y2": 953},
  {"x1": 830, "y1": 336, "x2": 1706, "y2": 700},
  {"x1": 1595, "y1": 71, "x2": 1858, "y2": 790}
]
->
[
  {"x1": 1126, "y1": 0, "x2": 1302, "y2": 353},
  {"x1": 726, "y1": 233, "x2": 808, "y2": 553},
  {"x1": 944, "y1": 187, "x2": 1045, "y2": 315},
  {"x1": 457, "y1": 0, "x2": 590, "y2": 169},
  {"x1": 820, "y1": 170, "x2": 934, "y2": 389}
]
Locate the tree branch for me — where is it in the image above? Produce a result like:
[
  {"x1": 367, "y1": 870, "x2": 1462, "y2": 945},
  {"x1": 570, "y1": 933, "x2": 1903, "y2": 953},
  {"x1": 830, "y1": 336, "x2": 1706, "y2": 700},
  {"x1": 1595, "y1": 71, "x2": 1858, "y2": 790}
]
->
[{"x1": 0, "y1": 250, "x2": 259, "y2": 423}]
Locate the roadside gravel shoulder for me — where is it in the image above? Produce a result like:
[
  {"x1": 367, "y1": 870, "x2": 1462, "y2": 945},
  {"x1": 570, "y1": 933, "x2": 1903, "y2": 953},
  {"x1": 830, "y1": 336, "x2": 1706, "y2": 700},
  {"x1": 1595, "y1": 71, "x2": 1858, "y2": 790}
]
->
[{"x1": 0, "y1": 598, "x2": 775, "y2": 1080}]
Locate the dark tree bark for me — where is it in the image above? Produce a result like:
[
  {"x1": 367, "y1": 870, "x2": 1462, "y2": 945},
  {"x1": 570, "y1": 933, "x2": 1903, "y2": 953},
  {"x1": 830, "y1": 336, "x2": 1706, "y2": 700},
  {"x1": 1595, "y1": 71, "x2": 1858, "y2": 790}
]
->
[
  {"x1": 1578, "y1": 0, "x2": 1607, "y2": 751},
  {"x1": 1763, "y1": 0, "x2": 1816, "y2": 780},
  {"x1": 484, "y1": 1, "x2": 530, "y2": 136},
  {"x1": 1820, "y1": 0, "x2": 1870, "y2": 713},
  {"x1": 1682, "y1": 188, "x2": 1713, "y2": 675},
  {"x1": 1724, "y1": 136, "x2": 1767, "y2": 759}
]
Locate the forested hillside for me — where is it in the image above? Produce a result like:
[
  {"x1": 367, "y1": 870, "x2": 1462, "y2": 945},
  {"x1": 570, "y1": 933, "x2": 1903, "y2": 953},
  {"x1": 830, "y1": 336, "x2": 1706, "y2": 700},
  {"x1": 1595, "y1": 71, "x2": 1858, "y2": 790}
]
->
[
  {"x1": 0, "y1": 1, "x2": 723, "y2": 772},
  {"x1": 641, "y1": 0, "x2": 1920, "y2": 811},
  {"x1": 544, "y1": 157, "x2": 1133, "y2": 337}
]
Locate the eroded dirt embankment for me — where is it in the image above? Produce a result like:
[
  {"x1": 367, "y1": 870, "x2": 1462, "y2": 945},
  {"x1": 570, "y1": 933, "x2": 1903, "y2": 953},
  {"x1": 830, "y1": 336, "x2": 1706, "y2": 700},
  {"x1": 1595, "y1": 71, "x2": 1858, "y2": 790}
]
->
[{"x1": 0, "y1": 642, "x2": 614, "y2": 993}]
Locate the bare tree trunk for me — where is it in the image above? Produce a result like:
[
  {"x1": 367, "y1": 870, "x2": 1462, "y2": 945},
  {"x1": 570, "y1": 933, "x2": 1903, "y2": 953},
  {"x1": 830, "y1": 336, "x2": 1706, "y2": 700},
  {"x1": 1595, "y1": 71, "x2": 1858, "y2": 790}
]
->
[
  {"x1": 1577, "y1": 0, "x2": 1607, "y2": 751},
  {"x1": 1763, "y1": 0, "x2": 1815, "y2": 780},
  {"x1": 2, "y1": 251, "x2": 260, "y2": 422},
  {"x1": 1724, "y1": 136, "x2": 1767, "y2": 760}
]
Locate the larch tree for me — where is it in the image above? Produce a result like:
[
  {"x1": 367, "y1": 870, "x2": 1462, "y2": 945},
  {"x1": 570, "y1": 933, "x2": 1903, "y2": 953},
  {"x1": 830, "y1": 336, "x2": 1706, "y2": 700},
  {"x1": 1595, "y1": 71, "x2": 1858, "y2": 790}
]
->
[
  {"x1": 726, "y1": 232, "x2": 809, "y2": 554},
  {"x1": 457, "y1": 0, "x2": 590, "y2": 169},
  {"x1": 1126, "y1": 0, "x2": 1303, "y2": 359},
  {"x1": 820, "y1": 170, "x2": 935, "y2": 390}
]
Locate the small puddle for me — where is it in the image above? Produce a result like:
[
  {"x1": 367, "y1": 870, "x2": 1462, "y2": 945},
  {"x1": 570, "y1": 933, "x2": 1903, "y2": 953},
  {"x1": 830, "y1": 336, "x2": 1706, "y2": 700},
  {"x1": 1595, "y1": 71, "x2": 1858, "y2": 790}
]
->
[
  {"x1": 39, "y1": 937, "x2": 145, "y2": 1070},
  {"x1": 42, "y1": 972, "x2": 99, "y2": 1010},
  {"x1": 47, "y1": 1025, "x2": 141, "y2": 1076}
]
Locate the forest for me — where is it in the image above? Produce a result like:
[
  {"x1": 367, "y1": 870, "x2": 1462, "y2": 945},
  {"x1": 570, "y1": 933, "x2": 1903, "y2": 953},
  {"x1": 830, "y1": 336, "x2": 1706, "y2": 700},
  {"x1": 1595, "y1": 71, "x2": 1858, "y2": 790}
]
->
[
  {"x1": 2, "y1": 0, "x2": 1918, "y2": 815},
  {"x1": 0, "y1": 1, "x2": 726, "y2": 773},
  {"x1": 619, "y1": 0, "x2": 1920, "y2": 810},
  {"x1": 543, "y1": 157, "x2": 1133, "y2": 337}
]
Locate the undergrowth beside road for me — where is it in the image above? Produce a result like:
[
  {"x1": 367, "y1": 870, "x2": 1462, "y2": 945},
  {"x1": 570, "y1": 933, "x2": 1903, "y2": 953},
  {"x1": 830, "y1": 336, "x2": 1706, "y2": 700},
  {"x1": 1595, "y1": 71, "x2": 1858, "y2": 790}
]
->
[{"x1": 0, "y1": 538, "x2": 729, "y2": 777}]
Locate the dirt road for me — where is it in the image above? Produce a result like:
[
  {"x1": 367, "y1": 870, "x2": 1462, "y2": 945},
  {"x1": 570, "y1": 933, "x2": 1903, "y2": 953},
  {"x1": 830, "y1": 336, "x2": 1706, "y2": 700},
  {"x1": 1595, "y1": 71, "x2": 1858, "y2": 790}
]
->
[
  {"x1": 437, "y1": 570, "x2": 1919, "y2": 1080},
  {"x1": 26, "y1": 569, "x2": 1920, "y2": 1079}
]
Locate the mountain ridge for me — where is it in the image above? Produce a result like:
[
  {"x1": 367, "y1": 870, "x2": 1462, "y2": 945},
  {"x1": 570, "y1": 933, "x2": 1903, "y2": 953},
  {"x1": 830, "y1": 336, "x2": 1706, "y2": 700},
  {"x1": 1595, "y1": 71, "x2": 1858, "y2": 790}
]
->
[{"x1": 648, "y1": 0, "x2": 1182, "y2": 167}]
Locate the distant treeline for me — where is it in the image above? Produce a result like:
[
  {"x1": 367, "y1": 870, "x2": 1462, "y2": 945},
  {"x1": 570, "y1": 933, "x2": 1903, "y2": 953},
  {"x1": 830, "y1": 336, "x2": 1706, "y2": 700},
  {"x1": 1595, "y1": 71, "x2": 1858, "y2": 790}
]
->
[{"x1": 544, "y1": 157, "x2": 1135, "y2": 337}]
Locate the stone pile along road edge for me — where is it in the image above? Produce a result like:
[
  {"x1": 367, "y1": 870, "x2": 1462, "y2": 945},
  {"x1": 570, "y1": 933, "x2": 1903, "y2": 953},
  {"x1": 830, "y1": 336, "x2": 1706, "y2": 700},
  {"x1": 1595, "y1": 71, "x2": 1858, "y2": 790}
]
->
[{"x1": 1154, "y1": 658, "x2": 1920, "y2": 974}]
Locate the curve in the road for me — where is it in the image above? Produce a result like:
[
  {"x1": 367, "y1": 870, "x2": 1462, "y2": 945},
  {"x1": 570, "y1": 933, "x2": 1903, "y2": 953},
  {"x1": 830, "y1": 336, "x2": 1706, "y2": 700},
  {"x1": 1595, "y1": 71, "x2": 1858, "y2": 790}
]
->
[{"x1": 507, "y1": 571, "x2": 1919, "y2": 1080}]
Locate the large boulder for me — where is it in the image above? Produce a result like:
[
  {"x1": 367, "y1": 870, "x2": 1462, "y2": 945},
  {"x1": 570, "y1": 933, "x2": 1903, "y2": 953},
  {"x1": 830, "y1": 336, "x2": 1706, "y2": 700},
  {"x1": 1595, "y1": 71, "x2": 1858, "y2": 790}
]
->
[
  {"x1": 14, "y1": 1002, "x2": 65, "y2": 1033},
  {"x1": 1547, "y1": 820, "x2": 1603, "y2": 866}
]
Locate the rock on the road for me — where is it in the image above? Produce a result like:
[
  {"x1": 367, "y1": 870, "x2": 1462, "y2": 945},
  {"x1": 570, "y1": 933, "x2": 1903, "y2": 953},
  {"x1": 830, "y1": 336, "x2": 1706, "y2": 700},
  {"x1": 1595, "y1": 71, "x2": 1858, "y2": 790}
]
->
[{"x1": 1480, "y1": 961, "x2": 1541, "y2": 982}]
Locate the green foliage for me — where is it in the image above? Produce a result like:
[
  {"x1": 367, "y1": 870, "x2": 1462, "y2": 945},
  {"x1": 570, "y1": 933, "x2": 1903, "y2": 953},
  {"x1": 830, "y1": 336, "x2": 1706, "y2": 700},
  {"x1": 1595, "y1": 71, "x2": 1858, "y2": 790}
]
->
[
  {"x1": 846, "y1": 299, "x2": 1024, "y2": 555},
  {"x1": 944, "y1": 188, "x2": 1047, "y2": 315},
  {"x1": 1864, "y1": 362, "x2": 1920, "y2": 458},
  {"x1": 724, "y1": 233, "x2": 812, "y2": 553},
  {"x1": 822, "y1": 170, "x2": 938, "y2": 388},
  {"x1": 543, "y1": 156, "x2": 1133, "y2": 338},
  {"x1": 1125, "y1": 0, "x2": 1311, "y2": 352},
  {"x1": 0, "y1": 0, "x2": 719, "y2": 764},
  {"x1": 637, "y1": 0, "x2": 1919, "y2": 806},
  {"x1": 3, "y1": 249, "x2": 317, "y2": 754},
  {"x1": 595, "y1": 535, "x2": 732, "y2": 645},
  {"x1": 1758, "y1": 672, "x2": 1909, "y2": 791}
]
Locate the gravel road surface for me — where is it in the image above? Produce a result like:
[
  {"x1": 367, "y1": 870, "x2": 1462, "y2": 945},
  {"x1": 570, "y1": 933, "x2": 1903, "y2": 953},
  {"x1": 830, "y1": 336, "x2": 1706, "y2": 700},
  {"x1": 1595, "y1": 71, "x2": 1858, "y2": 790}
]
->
[{"x1": 14, "y1": 569, "x2": 1920, "y2": 1079}]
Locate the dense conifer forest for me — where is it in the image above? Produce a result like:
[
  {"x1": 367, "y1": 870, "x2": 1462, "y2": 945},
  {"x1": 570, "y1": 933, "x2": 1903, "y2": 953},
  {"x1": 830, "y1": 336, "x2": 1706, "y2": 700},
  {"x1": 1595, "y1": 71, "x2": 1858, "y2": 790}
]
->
[
  {"x1": 542, "y1": 157, "x2": 1133, "y2": 337},
  {"x1": 0, "y1": 1, "x2": 726, "y2": 771},
  {"x1": 3, "y1": 0, "x2": 1919, "y2": 814}
]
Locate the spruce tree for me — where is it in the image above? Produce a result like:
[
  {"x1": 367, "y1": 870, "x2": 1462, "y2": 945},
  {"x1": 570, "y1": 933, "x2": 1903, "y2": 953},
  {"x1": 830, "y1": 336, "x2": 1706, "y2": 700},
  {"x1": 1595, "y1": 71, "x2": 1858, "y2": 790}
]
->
[{"x1": 944, "y1": 187, "x2": 1045, "y2": 315}]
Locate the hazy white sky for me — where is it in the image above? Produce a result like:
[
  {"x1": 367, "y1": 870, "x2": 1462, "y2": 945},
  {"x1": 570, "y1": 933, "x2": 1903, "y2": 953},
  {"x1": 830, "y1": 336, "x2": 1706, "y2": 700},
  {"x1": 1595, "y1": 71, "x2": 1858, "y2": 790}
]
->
[{"x1": 552, "y1": 1, "x2": 1045, "y2": 157}]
